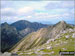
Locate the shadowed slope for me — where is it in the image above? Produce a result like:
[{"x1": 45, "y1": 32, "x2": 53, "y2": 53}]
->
[{"x1": 1, "y1": 22, "x2": 21, "y2": 52}]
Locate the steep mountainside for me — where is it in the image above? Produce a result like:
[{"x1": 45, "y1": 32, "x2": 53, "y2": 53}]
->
[
  {"x1": 11, "y1": 20, "x2": 48, "y2": 37},
  {"x1": 1, "y1": 22, "x2": 22, "y2": 53},
  {"x1": 10, "y1": 21, "x2": 74, "y2": 52}
]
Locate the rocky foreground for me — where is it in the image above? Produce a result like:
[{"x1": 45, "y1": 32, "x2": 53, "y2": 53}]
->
[
  {"x1": 0, "y1": 52, "x2": 11, "y2": 56},
  {"x1": 0, "y1": 52, "x2": 19, "y2": 56}
]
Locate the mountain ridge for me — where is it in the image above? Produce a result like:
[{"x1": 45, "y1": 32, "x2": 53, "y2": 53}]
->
[
  {"x1": 11, "y1": 20, "x2": 48, "y2": 37},
  {"x1": 10, "y1": 21, "x2": 74, "y2": 52},
  {"x1": 11, "y1": 20, "x2": 48, "y2": 31}
]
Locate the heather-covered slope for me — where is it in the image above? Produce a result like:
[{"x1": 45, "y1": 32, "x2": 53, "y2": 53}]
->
[{"x1": 10, "y1": 21, "x2": 74, "y2": 52}]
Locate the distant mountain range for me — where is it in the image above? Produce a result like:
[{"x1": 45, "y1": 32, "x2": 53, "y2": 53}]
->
[
  {"x1": 10, "y1": 21, "x2": 75, "y2": 53},
  {"x1": 1, "y1": 20, "x2": 48, "y2": 53},
  {"x1": 11, "y1": 20, "x2": 48, "y2": 37}
]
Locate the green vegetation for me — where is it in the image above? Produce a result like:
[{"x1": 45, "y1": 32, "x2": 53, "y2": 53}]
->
[{"x1": 16, "y1": 31, "x2": 75, "y2": 56}]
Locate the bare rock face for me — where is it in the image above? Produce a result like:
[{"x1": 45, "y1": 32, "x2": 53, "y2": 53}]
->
[
  {"x1": 65, "y1": 35, "x2": 70, "y2": 39},
  {"x1": 1, "y1": 52, "x2": 11, "y2": 56},
  {"x1": 1, "y1": 52, "x2": 19, "y2": 56},
  {"x1": 0, "y1": 52, "x2": 2, "y2": 55},
  {"x1": 47, "y1": 46, "x2": 52, "y2": 49},
  {"x1": 72, "y1": 33, "x2": 75, "y2": 38},
  {"x1": 19, "y1": 28, "x2": 34, "y2": 37}
]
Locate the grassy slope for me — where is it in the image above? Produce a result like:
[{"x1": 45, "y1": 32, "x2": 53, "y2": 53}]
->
[{"x1": 16, "y1": 29, "x2": 75, "y2": 56}]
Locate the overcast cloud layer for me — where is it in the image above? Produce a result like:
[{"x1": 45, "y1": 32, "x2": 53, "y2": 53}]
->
[{"x1": 1, "y1": 1, "x2": 75, "y2": 24}]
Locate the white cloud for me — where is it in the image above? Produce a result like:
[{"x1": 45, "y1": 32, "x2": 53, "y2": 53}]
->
[
  {"x1": 45, "y1": 1, "x2": 74, "y2": 10},
  {"x1": 71, "y1": 9, "x2": 74, "y2": 14},
  {"x1": 18, "y1": 7, "x2": 34, "y2": 15},
  {"x1": 35, "y1": 12, "x2": 48, "y2": 16},
  {"x1": 1, "y1": 8, "x2": 13, "y2": 11},
  {"x1": 1, "y1": 8, "x2": 17, "y2": 16},
  {"x1": 33, "y1": 12, "x2": 72, "y2": 21},
  {"x1": 52, "y1": 8, "x2": 68, "y2": 12},
  {"x1": 62, "y1": 1, "x2": 74, "y2": 8},
  {"x1": 26, "y1": 16, "x2": 32, "y2": 18},
  {"x1": 1, "y1": 7, "x2": 34, "y2": 17},
  {"x1": 1, "y1": 8, "x2": 15, "y2": 14}
]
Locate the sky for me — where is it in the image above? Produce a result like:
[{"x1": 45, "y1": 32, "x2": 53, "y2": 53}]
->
[{"x1": 1, "y1": 0, "x2": 75, "y2": 24}]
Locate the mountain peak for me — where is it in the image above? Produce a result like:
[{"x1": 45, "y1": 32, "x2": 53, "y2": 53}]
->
[
  {"x1": 60, "y1": 20, "x2": 65, "y2": 22},
  {"x1": 55, "y1": 20, "x2": 66, "y2": 26},
  {"x1": 1, "y1": 22, "x2": 9, "y2": 27},
  {"x1": 53, "y1": 20, "x2": 66, "y2": 27},
  {"x1": 60, "y1": 20, "x2": 66, "y2": 24}
]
